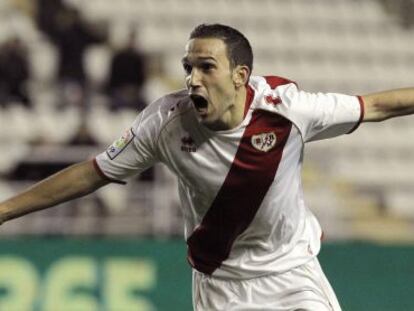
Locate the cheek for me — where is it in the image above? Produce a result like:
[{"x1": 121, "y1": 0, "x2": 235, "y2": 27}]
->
[
  {"x1": 205, "y1": 74, "x2": 234, "y2": 103},
  {"x1": 215, "y1": 82, "x2": 235, "y2": 103},
  {"x1": 211, "y1": 77, "x2": 234, "y2": 96}
]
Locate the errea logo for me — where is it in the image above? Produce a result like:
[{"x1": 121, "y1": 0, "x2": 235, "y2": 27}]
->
[
  {"x1": 181, "y1": 136, "x2": 197, "y2": 152},
  {"x1": 251, "y1": 132, "x2": 277, "y2": 152}
]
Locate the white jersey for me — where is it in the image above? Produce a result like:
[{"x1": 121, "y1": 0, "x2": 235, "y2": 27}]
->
[{"x1": 95, "y1": 75, "x2": 364, "y2": 279}]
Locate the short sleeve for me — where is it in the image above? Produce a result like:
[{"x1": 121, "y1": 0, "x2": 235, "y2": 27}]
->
[
  {"x1": 276, "y1": 84, "x2": 364, "y2": 142},
  {"x1": 95, "y1": 106, "x2": 161, "y2": 183}
]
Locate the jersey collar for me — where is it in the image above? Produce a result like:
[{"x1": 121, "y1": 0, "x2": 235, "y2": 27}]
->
[{"x1": 243, "y1": 85, "x2": 255, "y2": 118}]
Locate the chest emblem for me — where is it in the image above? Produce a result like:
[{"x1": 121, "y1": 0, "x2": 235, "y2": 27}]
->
[{"x1": 251, "y1": 132, "x2": 277, "y2": 152}]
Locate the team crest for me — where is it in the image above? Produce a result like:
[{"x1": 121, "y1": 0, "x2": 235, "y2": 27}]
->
[
  {"x1": 251, "y1": 132, "x2": 277, "y2": 152},
  {"x1": 106, "y1": 128, "x2": 135, "y2": 160}
]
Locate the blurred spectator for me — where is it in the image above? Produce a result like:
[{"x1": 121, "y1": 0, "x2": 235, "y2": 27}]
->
[
  {"x1": 106, "y1": 31, "x2": 147, "y2": 111},
  {"x1": 398, "y1": 0, "x2": 414, "y2": 28},
  {"x1": 36, "y1": 0, "x2": 107, "y2": 110},
  {"x1": 143, "y1": 52, "x2": 177, "y2": 103},
  {"x1": 10, "y1": 0, "x2": 37, "y2": 18},
  {"x1": 68, "y1": 117, "x2": 97, "y2": 146},
  {"x1": 0, "y1": 37, "x2": 31, "y2": 108},
  {"x1": 380, "y1": 0, "x2": 414, "y2": 29},
  {"x1": 36, "y1": 0, "x2": 64, "y2": 35}
]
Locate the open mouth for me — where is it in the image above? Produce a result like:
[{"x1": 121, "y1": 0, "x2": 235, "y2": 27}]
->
[{"x1": 190, "y1": 94, "x2": 208, "y2": 112}]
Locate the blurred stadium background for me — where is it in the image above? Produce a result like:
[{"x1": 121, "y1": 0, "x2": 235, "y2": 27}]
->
[{"x1": 0, "y1": 0, "x2": 413, "y2": 310}]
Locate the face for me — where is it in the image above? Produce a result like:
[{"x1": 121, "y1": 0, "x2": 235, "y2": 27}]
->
[{"x1": 182, "y1": 38, "x2": 241, "y2": 130}]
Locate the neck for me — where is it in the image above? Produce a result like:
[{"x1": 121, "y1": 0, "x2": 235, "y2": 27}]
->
[
  {"x1": 208, "y1": 86, "x2": 248, "y2": 131},
  {"x1": 229, "y1": 86, "x2": 248, "y2": 128}
]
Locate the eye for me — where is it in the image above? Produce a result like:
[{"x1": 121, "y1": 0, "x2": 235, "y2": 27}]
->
[
  {"x1": 183, "y1": 63, "x2": 192, "y2": 74},
  {"x1": 200, "y1": 63, "x2": 214, "y2": 72}
]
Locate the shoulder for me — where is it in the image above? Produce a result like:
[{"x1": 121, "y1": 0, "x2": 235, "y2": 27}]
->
[
  {"x1": 145, "y1": 89, "x2": 191, "y2": 116},
  {"x1": 249, "y1": 75, "x2": 300, "y2": 113},
  {"x1": 249, "y1": 75, "x2": 298, "y2": 92},
  {"x1": 128, "y1": 89, "x2": 193, "y2": 147},
  {"x1": 262, "y1": 75, "x2": 298, "y2": 89},
  {"x1": 136, "y1": 89, "x2": 192, "y2": 129}
]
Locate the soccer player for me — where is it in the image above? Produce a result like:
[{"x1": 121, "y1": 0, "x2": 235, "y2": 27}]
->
[{"x1": 1, "y1": 23, "x2": 414, "y2": 310}]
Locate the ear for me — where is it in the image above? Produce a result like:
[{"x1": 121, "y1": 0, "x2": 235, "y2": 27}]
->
[{"x1": 232, "y1": 65, "x2": 250, "y2": 88}]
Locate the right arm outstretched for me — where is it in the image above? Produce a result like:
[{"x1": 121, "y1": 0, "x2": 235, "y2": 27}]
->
[{"x1": 0, "y1": 159, "x2": 109, "y2": 224}]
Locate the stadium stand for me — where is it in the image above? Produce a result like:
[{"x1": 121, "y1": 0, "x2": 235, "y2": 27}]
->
[{"x1": 0, "y1": 0, "x2": 414, "y2": 239}]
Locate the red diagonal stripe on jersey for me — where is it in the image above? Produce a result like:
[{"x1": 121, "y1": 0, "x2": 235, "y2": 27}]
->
[{"x1": 187, "y1": 111, "x2": 292, "y2": 275}]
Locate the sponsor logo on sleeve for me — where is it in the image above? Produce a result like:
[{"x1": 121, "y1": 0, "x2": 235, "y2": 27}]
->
[
  {"x1": 106, "y1": 128, "x2": 135, "y2": 160},
  {"x1": 251, "y1": 132, "x2": 277, "y2": 152}
]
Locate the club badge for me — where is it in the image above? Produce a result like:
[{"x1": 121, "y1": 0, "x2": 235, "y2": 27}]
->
[{"x1": 251, "y1": 132, "x2": 277, "y2": 152}]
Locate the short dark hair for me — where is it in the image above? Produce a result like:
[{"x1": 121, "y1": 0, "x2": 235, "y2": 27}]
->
[{"x1": 189, "y1": 23, "x2": 253, "y2": 73}]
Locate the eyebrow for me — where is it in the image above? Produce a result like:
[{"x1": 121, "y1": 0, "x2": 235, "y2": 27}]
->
[{"x1": 181, "y1": 56, "x2": 217, "y2": 63}]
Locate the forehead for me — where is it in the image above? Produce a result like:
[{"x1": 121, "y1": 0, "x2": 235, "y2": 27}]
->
[{"x1": 184, "y1": 38, "x2": 229, "y2": 62}]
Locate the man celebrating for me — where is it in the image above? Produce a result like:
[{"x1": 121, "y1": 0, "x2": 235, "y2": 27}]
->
[{"x1": 1, "y1": 24, "x2": 413, "y2": 310}]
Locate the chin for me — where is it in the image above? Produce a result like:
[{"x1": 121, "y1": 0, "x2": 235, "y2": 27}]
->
[{"x1": 201, "y1": 118, "x2": 228, "y2": 131}]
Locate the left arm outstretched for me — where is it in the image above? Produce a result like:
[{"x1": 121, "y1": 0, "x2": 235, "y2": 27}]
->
[{"x1": 362, "y1": 88, "x2": 414, "y2": 122}]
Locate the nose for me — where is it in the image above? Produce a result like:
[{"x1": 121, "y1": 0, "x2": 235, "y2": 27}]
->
[{"x1": 186, "y1": 68, "x2": 202, "y2": 89}]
